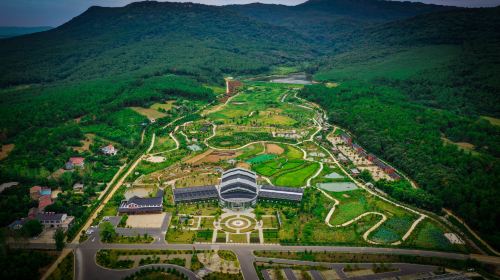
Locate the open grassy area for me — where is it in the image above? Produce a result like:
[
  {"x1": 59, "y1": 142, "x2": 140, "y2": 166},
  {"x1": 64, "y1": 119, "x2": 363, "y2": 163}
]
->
[
  {"x1": 130, "y1": 106, "x2": 167, "y2": 120},
  {"x1": 166, "y1": 229, "x2": 196, "y2": 244},
  {"x1": 150, "y1": 135, "x2": 176, "y2": 153},
  {"x1": 151, "y1": 100, "x2": 176, "y2": 111},
  {"x1": 273, "y1": 162, "x2": 320, "y2": 187},
  {"x1": 315, "y1": 46, "x2": 460, "y2": 82},
  {"x1": 228, "y1": 234, "x2": 247, "y2": 243}
]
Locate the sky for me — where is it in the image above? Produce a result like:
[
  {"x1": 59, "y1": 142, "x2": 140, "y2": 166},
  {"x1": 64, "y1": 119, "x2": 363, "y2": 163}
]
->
[{"x1": 1, "y1": 0, "x2": 500, "y2": 27}]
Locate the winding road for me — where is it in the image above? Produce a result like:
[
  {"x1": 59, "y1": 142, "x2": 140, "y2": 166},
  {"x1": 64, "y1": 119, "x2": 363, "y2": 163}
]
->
[{"x1": 40, "y1": 80, "x2": 500, "y2": 280}]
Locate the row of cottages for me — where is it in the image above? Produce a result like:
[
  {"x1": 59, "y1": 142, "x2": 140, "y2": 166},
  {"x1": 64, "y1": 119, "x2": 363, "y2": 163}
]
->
[
  {"x1": 339, "y1": 133, "x2": 401, "y2": 180},
  {"x1": 118, "y1": 189, "x2": 164, "y2": 215}
]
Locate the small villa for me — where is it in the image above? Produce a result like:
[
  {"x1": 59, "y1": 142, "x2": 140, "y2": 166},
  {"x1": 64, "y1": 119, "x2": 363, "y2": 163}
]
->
[
  {"x1": 65, "y1": 157, "x2": 85, "y2": 170},
  {"x1": 101, "y1": 144, "x2": 117, "y2": 156},
  {"x1": 73, "y1": 183, "x2": 84, "y2": 192}
]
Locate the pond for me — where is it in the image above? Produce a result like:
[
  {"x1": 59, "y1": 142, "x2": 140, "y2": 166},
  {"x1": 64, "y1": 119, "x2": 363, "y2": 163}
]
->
[
  {"x1": 269, "y1": 73, "x2": 313, "y2": 85},
  {"x1": 317, "y1": 182, "x2": 358, "y2": 192}
]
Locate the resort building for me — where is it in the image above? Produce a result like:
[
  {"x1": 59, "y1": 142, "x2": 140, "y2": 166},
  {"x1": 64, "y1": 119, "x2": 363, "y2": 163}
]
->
[
  {"x1": 36, "y1": 212, "x2": 74, "y2": 229},
  {"x1": 73, "y1": 183, "x2": 84, "y2": 193},
  {"x1": 118, "y1": 189, "x2": 164, "y2": 215},
  {"x1": 173, "y1": 168, "x2": 303, "y2": 209}
]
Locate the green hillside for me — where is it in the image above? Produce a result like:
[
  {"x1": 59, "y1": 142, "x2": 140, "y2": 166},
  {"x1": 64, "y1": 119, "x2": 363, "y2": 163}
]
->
[
  {"x1": 299, "y1": 7, "x2": 500, "y2": 249},
  {"x1": 0, "y1": 2, "x2": 314, "y2": 87}
]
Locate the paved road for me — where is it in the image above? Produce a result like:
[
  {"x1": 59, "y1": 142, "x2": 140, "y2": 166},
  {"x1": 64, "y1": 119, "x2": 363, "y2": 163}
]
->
[
  {"x1": 73, "y1": 232, "x2": 479, "y2": 280},
  {"x1": 256, "y1": 257, "x2": 438, "y2": 280}
]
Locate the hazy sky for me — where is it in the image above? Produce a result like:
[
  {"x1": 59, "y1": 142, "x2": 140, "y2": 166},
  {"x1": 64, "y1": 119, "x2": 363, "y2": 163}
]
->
[{"x1": 1, "y1": 0, "x2": 500, "y2": 27}]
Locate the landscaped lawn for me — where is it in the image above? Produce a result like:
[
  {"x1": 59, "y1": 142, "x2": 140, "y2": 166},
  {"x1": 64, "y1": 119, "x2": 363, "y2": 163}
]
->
[
  {"x1": 329, "y1": 199, "x2": 367, "y2": 225},
  {"x1": 166, "y1": 229, "x2": 195, "y2": 244},
  {"x1": 262, "y1": 216, "x2": 278, "y2": 228},
  {"x1": 228, "y1": 234, "x2": 247, "y2": 243},
  {"x1": 273, "y1": 162, "x2": 319, "y2": 187}
]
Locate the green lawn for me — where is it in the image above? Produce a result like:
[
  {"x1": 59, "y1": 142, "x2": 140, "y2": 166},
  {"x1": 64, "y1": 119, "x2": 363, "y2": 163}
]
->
[
  {"x1": 273, "y1": 162, "x2": 319, "y2": 187},
  {"x1": 228, "y1": 234, "x2": 248, "y2": 243}
]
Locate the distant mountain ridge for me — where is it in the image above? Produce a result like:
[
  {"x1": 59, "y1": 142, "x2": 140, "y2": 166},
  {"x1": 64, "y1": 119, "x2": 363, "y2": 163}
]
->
[
  {"x1": 0, "y1": 26, "x2": 52, "y2": 39},
  {"x1": 0, "y1": 0, "x2": 461, "y2": 87}
]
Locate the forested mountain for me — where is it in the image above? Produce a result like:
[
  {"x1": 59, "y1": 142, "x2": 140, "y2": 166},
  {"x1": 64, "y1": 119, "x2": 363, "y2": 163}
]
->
[
  {"x1": 227, "y1": 0, "x2": 454, "y2": 41},
  {"x1": 0, "y1": 1, "x2": 314, "y2": 87},
  {"x1": 300, "y1": 6, "x2": 500, "y2": 249}
]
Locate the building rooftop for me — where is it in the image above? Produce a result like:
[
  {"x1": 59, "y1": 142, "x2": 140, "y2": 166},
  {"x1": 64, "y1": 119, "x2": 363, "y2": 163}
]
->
[
  {"x1": 173, "y1": 185, "x2": 218, "y2": 203},
  {"x1": 36, "y1": 212, "x2": 66, "y2": 221}
]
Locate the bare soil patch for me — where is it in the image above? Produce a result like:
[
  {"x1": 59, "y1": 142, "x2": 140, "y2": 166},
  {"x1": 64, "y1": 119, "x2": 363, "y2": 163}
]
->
[
  {"x1": 266, "y1": 143, "x2": 284, "y2": 155},
  {"x1": 237, "y1": 162, "x2": 251, "y2": 169},
  {"x1": 145, "y1": 156, "x2": 166, "y2": 163},
  {"x1": 126, "y1": 213, "x2": 166, "y2": 228},
  {"x1": 187, "y1": 149, "x2": 239, "y2": 165},
  {"x1": 0, "y1": 144, "x2": 14, "y2": 160}
]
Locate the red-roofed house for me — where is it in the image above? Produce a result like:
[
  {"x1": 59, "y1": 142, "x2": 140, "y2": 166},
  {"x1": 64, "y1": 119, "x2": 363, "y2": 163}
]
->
[
  {"x1": 38, "y1": 195, "x2": 53, "y2": 211},
  {"x1": 65, "y1": 157, "x2": 85, "y2": 170},
  {"x1": 30, "y1": 186, "x2": 42, "y2": 200}
]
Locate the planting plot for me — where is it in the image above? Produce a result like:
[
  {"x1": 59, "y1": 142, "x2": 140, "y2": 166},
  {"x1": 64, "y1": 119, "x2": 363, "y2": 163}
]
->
[
  {"x1": 236, "y1": 143, "x2": 265, "y2": 160},
  {"x1": 247, "y1": 154, "x2": 277, "y2": 164}
]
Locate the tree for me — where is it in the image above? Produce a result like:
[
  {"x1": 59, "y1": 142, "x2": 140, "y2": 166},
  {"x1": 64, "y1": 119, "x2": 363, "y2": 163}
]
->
[
  {"x1": 99, "y1": 222, "x2": 116, "y2": 242},
  {"x1": 54, "y1": 228, "x2": 65, "y2": 251},
  {"x1": 22, "y1": 219, "x2": 43, "y2": 237},
  {"x1": 359, "y1": 170, "x2": 373, "y2": 183}
]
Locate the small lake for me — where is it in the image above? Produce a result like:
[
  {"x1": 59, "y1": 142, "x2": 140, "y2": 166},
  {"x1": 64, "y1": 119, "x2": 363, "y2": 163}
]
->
[{"x1": 269, "y1": 73, "x2": 313, "y2": 85}]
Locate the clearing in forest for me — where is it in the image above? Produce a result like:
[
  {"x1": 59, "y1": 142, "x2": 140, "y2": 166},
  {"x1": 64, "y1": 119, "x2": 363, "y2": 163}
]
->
[
  {"x1": 130, "y1": 106, "x2": 167, "y2": 120},
  {"x1": 0, "y1": 144, "x2": 14, "y2": 160}
]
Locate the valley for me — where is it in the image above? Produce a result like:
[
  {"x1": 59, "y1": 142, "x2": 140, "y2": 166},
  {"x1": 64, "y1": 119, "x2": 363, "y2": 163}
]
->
[{"x1": 0, "y1": 0, "x2": 499, "y2": 279}]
